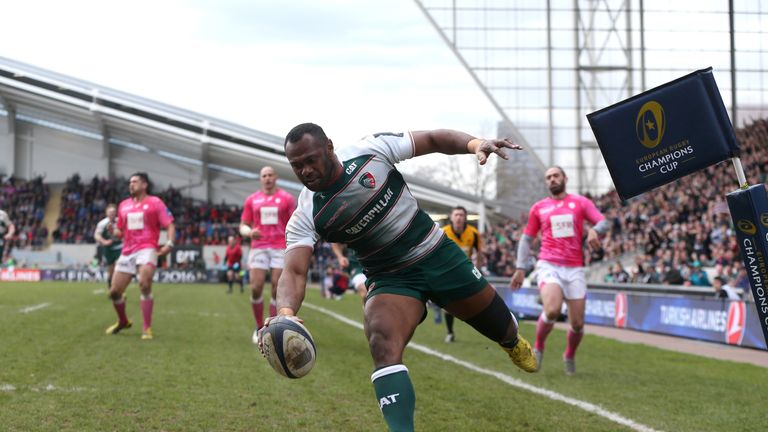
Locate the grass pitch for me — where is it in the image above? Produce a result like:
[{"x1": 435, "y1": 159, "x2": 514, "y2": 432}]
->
[{"x1": 0, "y1": 281, "x2": 766, "y2": 431}]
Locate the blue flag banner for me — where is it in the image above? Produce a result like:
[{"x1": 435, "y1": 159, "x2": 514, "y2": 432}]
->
[
  {"x1": 587, "y1": 67, "x2": 739, "y2": 201},
  {"x1": 727, "y1": 185, "x2": 768, "y2": 348}
]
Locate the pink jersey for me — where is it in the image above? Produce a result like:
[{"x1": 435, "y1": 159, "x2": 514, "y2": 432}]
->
[
  {"x1": 116, "y1": 195, "x2": 174, "y2": 255},
  {"x1": 241, "y1": 189, "x2": 296, "y2": 249},
  {"x1": 524, "y1": 194, "x2": 604, "y2": 267}
]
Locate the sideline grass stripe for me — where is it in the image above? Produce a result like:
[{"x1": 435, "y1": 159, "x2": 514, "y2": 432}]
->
[
  {"x1": 18, "y1": 302, "x2": 51, "y2": 314},
  {"x1": 304, "y1": 302, "x2": 661, "y2": 432}
]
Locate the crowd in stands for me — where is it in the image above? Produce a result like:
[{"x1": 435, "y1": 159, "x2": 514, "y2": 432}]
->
[
  {"x1": 0, "y1": 175, "x2": 49, "y2": 250},
  {"x1": 7, "y1": 117, "x2": 768, "y2": 294},
  {"x1": 479, "y1": 118, "x2": 767, "y2": 296},
  {"x1": 53, "y1": 175, "x2": 240, "y2": 246}
]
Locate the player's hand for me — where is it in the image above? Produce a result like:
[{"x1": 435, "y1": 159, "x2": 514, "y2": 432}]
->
[
  {"x1": 250, "y1": 228, "x2": 262, "y2": 240},
  {"x1": 475, "y1": 138, "x2": 522, "y2": 165},
  {"x1": 509, "y1": 269, "x2": 526, "y2": 290},
  {"x1": 113, "y1": 228, "x2": 123, "y2": 239},
  {"x1": 586, "y1": 228, "x2": 602, "y2": 251},
  {"x1": 3, "y1": 233, "x2": 12, "y2": 241},
  {"x1": 158, "y1": 245, "x2": 172, "y2": 257},
  {"x1": 103, "y1": 239, "x2": 113, "y2": 246},
  {"x1": 338, "y1": 256, "x2": 349, "y2": 268},
  {"x1": 257, "y1": 314, "x2": 305, "y2": 356}
]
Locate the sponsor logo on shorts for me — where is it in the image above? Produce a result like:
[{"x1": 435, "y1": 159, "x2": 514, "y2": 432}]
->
[
  {"x1": 614, "y1": 292, "x2": 628, "y2": 328},
  {"x1": 472, "y1": 266, "x2": 482, "y2": 279},
  {"x1": 726, "y1": 301, "x2": 746, "y2": 346}
]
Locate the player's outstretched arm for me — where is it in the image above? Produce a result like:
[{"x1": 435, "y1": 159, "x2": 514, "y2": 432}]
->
[
  {"x1": 275, "y1": 246, "x2": 313, "y2": 317},
  {"x1": 411, "y1": 129, "x2": 522, "y2": 165}
]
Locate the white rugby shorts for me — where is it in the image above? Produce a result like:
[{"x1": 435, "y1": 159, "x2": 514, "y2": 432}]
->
[
  {"x1": 115, "y1": 248, "x2": 158, "y2": 275},
  {"x1": 535, "y1": 260, "x2": 587, "y2": 300},
  {"x1": 248, "y1": 248, "x2": 285, "y2": 270}
]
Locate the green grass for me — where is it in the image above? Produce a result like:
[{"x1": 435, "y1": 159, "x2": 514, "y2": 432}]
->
[{"x1": 1, "y1": 282, "x2": 766, "y2": 431}]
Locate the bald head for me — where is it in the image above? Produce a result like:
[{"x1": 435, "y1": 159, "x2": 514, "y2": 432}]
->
[{"x1": 260, "y1": 166, "x2": 277, "y2": 194}]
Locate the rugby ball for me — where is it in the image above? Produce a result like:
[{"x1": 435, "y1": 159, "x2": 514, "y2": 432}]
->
[{"x1": 261, "y1": 316, "x2": 317, "y2": 379}]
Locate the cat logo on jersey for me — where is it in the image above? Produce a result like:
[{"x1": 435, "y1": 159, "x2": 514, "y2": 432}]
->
[{"x1": 359, "y1": 172, "x2": 376, "y2": 189}]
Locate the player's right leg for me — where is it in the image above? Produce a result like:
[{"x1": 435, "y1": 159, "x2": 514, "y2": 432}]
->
[
  {"x1": 226, "y1": 269, "x2": 234, "y2": 293},
  {"x1": 364, "y1": 294, "x2": 423, "y2": 432},
  {"x1": 106, "y1": 264, "x2": 116, "y2": 290},
  {"x1": 247, "y1": 248, "x2": 270, "y2": 336},
  {"x1": 535, "y1": 282, "x2": 565, "y2": 371},
  {"x1": 249, "y1": 268, "x2": 267, "y2": 327},
  {"x1": 106, "y1": 264, "x2": 133, "y2": 335}
]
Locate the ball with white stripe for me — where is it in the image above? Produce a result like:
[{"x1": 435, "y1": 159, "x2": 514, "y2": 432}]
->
[{"x1": 261, "y1": 316, "x2": 317, "y2": 379}]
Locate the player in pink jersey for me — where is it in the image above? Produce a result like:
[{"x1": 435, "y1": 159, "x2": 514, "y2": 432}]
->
[
  {"x1": 105, "y1": 172, "x2": 175, "y2": 340},
  {"x1": 239, "y1": 166, "x2": 296, "y2": 343},
  {"x1": 509, "y1": 166, "x2": 607, "y2": 375}
]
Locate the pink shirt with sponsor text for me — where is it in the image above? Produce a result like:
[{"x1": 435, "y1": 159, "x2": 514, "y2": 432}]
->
[
  {"x1": 116, "y1": 195, "x2": 174, "y2": 255},
  {"x1": 523, "y1": 194, "x2": 605, "y2": 267},
  {"x1": 241, "y1": 189, "x2": 296, "y2": 249}
]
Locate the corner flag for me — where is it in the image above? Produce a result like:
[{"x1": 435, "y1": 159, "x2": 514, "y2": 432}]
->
[{"x1": 587, "y1": 67, "x2": 739, "y2": 201}]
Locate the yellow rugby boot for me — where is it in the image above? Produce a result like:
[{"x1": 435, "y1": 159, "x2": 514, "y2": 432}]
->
[
  {"x1": 502, "y1": 335, "x2": 538, "y2": 373},
  {"x1": 105, "y1": 320, "x2": 132, "y2": 335}
]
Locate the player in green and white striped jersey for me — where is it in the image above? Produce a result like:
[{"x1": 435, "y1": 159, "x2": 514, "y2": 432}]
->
[
  {"x1": 94, "y1": 204, "x2": 123, "y2": 289},
  {"x1": 260, "y1": 123, "x2": 538, "y2": 432}
]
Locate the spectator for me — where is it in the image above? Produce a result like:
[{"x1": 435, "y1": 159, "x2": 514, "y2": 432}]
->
[{"x1": 713, "y1": 276, "x2": 740, "y2": 300}]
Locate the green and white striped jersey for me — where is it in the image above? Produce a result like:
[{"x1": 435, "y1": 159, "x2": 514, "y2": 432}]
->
[
  {"x1": 286, "y1": 132, "x2": 443, "y2": 275},
  {"x1": 94, "y1": 217, "x2": 123, "y2": 251}
]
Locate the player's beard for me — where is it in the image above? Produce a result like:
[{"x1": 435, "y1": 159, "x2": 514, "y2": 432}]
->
[{"x1": 549, "y1": 181, "x2": 565, "y2": 195}]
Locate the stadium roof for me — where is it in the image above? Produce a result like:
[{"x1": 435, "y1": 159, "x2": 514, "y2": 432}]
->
[{"x1": 0, "y1": 56, "x2": 504, "y2": 218}]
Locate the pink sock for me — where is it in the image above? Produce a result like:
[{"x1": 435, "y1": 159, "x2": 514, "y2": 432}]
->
[
  {"x1": 535, "y1": 313, "x2": 555, "y2": 351},
  {"x1": 564, "y1": 328, "x2": 584, "y2": 359},
  {"x1": 269, "y1": 302, "x2": 277, "y2": 318},
  {"x1": 113, "y1": 300, "x2": 128, "y2": 325},
  {"x1": 140, "y1": 296, "x2": 154, "y2": 331},
  {"x1": 251, "y1": 299, "x2": 264, "y2": 328}
]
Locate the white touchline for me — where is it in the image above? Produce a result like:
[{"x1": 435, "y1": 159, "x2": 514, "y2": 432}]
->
[
  {"x1": 19, "y1": 303, "x2": 51, "y2": 314},
  {"x1": 92, "y1": 289, "x2": 106, "y2": 295},
  {"x1": 303, "y1": 302, "x2": 661, "y2": 432}
]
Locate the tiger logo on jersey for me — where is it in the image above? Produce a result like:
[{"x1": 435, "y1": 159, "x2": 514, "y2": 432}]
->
[{"x1": 359, "y1": 172, "x2": 376, "y2": 189}]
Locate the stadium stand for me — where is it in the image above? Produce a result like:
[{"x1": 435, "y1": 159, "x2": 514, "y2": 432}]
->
[
  {"x1": 0, "y1": 175, "x2": 49, "y2": 251},
  {"x1": 6, "y1": 118, "x2": 766, "y2": 291},
  {"x1": 480, "y1": 118, "x2": 767, "y2": 293}
]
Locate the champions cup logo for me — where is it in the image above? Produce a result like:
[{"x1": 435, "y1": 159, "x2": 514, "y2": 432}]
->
[
  {"x1": 614, "y1": 292, "x2": 628, "y2": 328},
  {"x1": 760, "y1": 213, "x2": 768, "y2": 228},
  {"x1": 737, "y1": 219, "x2": 757, "y2": 235},
  {"x1": 635, "y1": 101, "x2": 666, "y2": 149},
  {"x1": 726, "y1": 301, "x2": 746, "y2": 346}
]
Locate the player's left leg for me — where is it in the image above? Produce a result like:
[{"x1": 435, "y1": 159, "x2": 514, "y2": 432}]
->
[
  {"x1": 444, "y1": 285, "x2": 537, "y2": 373},
  {"x1": 563, "y1": 298, "x2": 585, "y2": 375},
  {"x1": 444, "y1": 312, "x2": 455, "y2": 342},
  {"x1": 137, "y1": 262, "x2": 157, "y2": 340},
  {"x1": 364, "y1": 294, "x2": 424, "y2": 432},
  {"x1": 561, "y1": 267, "x2": 587, "y2": 374}
]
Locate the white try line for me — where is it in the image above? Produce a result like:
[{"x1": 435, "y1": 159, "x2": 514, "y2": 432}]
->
[
  {"x1": 19, "y1": 303, "x2": 51, "y2": 314},
  {"x1": 303, "y1": 302, "x2": 661, "y2": 432}
]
